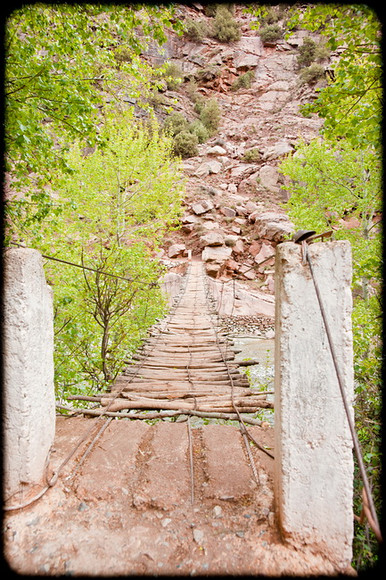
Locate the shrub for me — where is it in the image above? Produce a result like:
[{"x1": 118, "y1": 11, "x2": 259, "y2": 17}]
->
[
  {"x1": 259, "y1": 23, "x2": 283, "y2": 44},
  {"x1": 297, "y1": 37, "x2": 331, "y2": 69},
  {"x1": 199, "y1": 98, "x2": 221, "y2": 134},
  {"x1": 113, "y1": 46, "x2": 132, "y2": 66},
  {"x1": 204, "y1": 3, "x2": 219, "y2": 17},
  {"x1": 242, "y1": 148, "x2": 260, "y2": 163},
  {"x1": 231, "y1": 70, "x2": 255, "y2": 91},
  {"x1": 297, "y1": 37, "x2": 317, "y2": 68},
  {"x1": 300, "y1": 63, "x2": 325, "y2": 84},
  {"x1": 163, "y1": 112, "x2": 188, "y2": 137},
  {"x1": 163, "y1": 62, "x2": 183, "y2": 90},
  {"x1": 184, "y1": 18, "x2": 209, "y2": 42},
  {"x1": 212, "y1": 5, "x2": 241, "y2": 42},
  {"x1": 188, "y1": 120, "x2": 210, "y2": 144},
  {"x1": 172, "y1": 130, "x2": 199, "y2": 158}
]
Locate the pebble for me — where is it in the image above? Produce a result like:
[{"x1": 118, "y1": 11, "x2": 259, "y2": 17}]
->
[
  {"x1": 77, "y1": 501, "x2": 89, "y2": 512},
  {"x1": 193, "y1": 529, "x2": 204, "y2": 544},
  {"x1": 213, "y1": 505, "x2": 223, "y2": 518},
  {"x1": 219, "y1": 314, "x2": 274, "y2": 337}
]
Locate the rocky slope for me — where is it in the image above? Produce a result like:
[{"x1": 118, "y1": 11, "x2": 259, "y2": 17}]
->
[{"x1": 148, "y1": 4, "x2": 329, "y2": 316}]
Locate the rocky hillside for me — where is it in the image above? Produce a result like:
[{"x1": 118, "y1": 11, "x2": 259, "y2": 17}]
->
[{"x1": 145, "y1": 4, "x2": 330, "y2": 305}]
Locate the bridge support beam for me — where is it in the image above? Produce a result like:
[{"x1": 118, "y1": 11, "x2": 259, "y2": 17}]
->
[
  {"x1": 3, "y1": 248, "x2": 56, "y2": 498},
  {"x1": 274, "y1": 241, "x2": 354, "y2": 569}
]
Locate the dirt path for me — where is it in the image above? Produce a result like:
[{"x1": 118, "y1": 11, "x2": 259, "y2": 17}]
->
[{"x1": 5, "y1": 417, "x2": 339, "y2": 576}]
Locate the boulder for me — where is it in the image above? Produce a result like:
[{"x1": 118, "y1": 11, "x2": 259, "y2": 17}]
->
[
  {"x1": 232, "y1": 239, "x2": 244, "y2": 255},
  {"x1": 254, "y1": 243, "x2": 275, "y2": 265},
  {"x1": 168, "y1": 243, "x2": 186, "y2": 259},
  {"x1": 191, "y1": 200, "x2": 214, "y2": 215},
  {"x1": 194, "y1": 160, "x2": 222, "y2": 177},
  {"x1": 230, "y1": 164, "x2": 258, "y2": 179},
  {"x1": 224, "y1": 234, "x2": 238, "y2": 246},
  {"x1": 262, "y1": 141, "x2": 293, "y2": 160},
  {"x1": 249, "y1": 240, "x2": 262, "y2": 257},
  {"x1": 249, "y1": 211, "x2": 294, "y2": 242},
  {"x1": 221, "y1": 206, "x2": 236, "y2": 218},
  {"x1": 201, "y1": 220, "x2": 220, "y2": 231},
  {"x1": 181, "y1": 214, "x2": 197, "y2": 224},
  {"x1": 237, "y1": 171, "x2": 260, "y2": 196},
  {"x1": 259, "y1": 165, "x2": 280, "y2": 189},
  {"x1": 199, "y1": 231, "x2": 224, "y2": 247},
  {"x1": 207, "y1": 145, "x2": 227, "y2": 156},
  {"x1": 245, "y1": 200, "x2": 259, "y2": 214},
  {"x1": 234, "y1": 53, "x2": 259, "y2": 70},
  {"x1": 202, "y1": 245, "x2": 232, "y2": 264},
  {"x1": 204, "y1": 262, "x2": 222, "y2": 278},
  {"x1": 202, "y1": 245, "x2": 232, "y2": 278},
  {"x1": 239, "y1": 264, "x2": 256, "y2": 280}
]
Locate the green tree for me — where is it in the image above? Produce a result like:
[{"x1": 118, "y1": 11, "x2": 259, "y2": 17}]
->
[
  {"x1": 4, "y1": 3, "x2": 183, "y2": 231},
  {"x1": 26, "y1": 112, "x2": 185, "y2": 396},
  {"x1": 286, "y1": 4, "x2": 381, "y2": 149}
]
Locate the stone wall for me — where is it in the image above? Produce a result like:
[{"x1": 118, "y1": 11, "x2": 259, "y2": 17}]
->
[
  {"x1": 274, "y1": 241, "x2": 354, "y2": 569},
  {"x1": 3, "y1": 248, "x2": 56, "y2": 497}
]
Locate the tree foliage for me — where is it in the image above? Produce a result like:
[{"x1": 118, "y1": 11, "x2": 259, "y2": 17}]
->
[
  {"x1": 5, "y1": 3, "x2": 183, "y2": 225},
  {"x1": 25, "y1": 112, "x2": 185, "y2": 396},
  {"x1": 286, "y1": 4, "x2": 382, "y2": 149}
]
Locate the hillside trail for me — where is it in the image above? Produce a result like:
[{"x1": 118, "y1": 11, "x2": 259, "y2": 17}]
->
[{"x1": 5, "y1": 258, "x2": 338, "y2": 576}]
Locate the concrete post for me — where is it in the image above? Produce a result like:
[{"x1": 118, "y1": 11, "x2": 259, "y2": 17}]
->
[
  {"x1": 274, "y1": 241, "x2": 354, "y2": 568},
  {"x1": 2, "y1": 248, "x2": 56, "y2": 498}
]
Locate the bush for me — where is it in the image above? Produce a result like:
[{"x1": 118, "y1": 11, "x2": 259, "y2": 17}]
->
[
  {"x1": 297, "y1": 37, "x2": 317, "y2": 68},
  {"x1": 163, "y1": 112, "x2": 188, "y2": 137},
  {"x1": 188, "y1": 120, "x2": 210, "y2": 144},
  {"x1": 212, "y1": 5, "x2": 241, "y2": 42},
  {"x1": 199, "y1": 98, "x2": 221, "y2": 134},
  {"x1": 242, "y1": 148, "x2": 260, "y2": 163},
  {"x1": 259, "y1": 23, "x2": 283, "y2": 44},
  {"x1": 163, "y1": 62, "x2": 183, "y2": 90},
  {"x1": 204, "y1": 3, "x2": 219, "y2": 17},
  {"x1": 300, "y1": 63, "x2": 325, "y2": 84},
  {"x1": 231, "y1": 70, "x2": 255, "y2": 91},
  {"x1": 297, "y1": 37, "x2": 330, "y2": 69},
  {"x1": 113, "y1": 46, "x2": 132, "y2": 66},
  {"x1": 184, "y1": 18, "x2": 209, "y2": 42},
  {"x1": 172, "y1": 130, "x2": 199, "y2": 158}
]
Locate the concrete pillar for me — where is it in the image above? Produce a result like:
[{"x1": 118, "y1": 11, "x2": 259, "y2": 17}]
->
[
  {"x1": 274, "y1": 241, "x2": 354, "y2": 568},
  {"x1": 2, "y1": 248, "x2": 56, "y2": 497}
]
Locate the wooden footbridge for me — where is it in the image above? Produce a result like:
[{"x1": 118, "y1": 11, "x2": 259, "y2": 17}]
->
[{"x1": 97, "y1": 259, "x2": 272, "y2": 418}]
